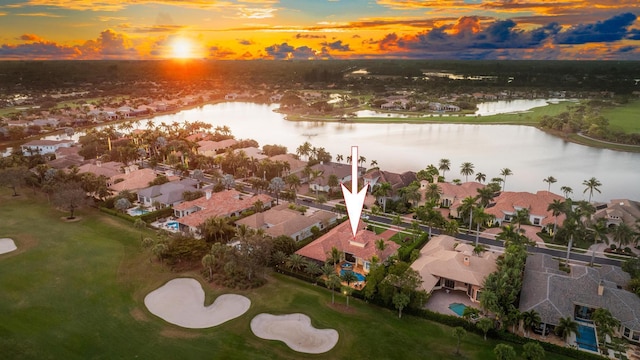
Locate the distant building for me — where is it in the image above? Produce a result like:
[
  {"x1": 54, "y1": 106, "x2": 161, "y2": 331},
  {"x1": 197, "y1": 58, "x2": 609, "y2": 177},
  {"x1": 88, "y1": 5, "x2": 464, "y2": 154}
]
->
[{"x1": 21, "y1": 139, "x2": 74, "y2": 155}]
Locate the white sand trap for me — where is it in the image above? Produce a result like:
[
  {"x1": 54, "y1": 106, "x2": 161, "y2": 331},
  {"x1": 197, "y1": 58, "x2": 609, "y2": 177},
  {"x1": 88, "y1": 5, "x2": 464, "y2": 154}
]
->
[
  {"x1": 144, "y1": 278, "x2": 250, "y2": 329},
  {"x1": 251, "y1": 313, "x2": 339, "y2": 354},
  {"x1": 0, "y1": 238, "x2": 17, "y2": 255}
]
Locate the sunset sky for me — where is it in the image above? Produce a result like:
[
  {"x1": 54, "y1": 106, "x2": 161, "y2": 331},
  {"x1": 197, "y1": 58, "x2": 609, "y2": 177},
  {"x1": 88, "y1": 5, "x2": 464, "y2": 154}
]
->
[{"x1": 0, "y1": 0, "x2": 639, "y2": 60}]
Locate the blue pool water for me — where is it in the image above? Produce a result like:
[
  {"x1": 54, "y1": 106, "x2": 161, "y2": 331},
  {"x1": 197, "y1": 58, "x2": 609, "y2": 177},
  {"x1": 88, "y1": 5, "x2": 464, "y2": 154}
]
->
[
  {"x1": 449, "y1": 303, "x2": 467, "y2": 317},
  {"x1": 166, "y1": 221, "x2": 179, "y2": 230},
  {"x1": 339, "y1": 270, "x2": 366, "y2": 282},
  {"x1": 130, "y1": 208, "x2": 150, "y2": 216},
  {"x1": 577, "y1": 324, "x2": 598, "y2": 352}
]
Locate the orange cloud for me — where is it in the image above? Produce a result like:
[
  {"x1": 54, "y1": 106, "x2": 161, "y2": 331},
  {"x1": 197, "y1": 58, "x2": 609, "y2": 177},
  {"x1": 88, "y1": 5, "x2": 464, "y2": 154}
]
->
[
  {"x1": 19, "y1": 33, "x2": 43, "y2": 42},
  {"x1": 18, "y1": 0, "x2": 242, "y2": 12}
]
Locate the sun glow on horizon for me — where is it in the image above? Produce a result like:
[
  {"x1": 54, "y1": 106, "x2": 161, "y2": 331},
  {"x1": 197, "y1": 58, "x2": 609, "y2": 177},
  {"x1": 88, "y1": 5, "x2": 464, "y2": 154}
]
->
[{"x1": 170, "y1": 38, "x2": 196, "y2": 59}]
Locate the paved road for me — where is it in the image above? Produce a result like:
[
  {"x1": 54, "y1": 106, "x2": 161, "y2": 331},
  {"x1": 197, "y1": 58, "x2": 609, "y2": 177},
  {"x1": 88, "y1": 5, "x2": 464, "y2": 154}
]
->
[{"x1": 165, "y1": 170, "x2": 627, "y2": 268}]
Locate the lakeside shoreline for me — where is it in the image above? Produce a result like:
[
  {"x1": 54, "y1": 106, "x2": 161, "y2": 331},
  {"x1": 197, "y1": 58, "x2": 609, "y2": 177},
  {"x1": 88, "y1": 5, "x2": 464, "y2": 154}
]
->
[{"x1": 2, "y1": 98, "x2": 639, "y2": 154}]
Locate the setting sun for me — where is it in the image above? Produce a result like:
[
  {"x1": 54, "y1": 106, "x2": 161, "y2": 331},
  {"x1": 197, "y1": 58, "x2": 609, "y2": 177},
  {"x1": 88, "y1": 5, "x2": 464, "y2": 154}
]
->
[{"x1": 170, "y1": 38, "x2": 195, "y2": 59}]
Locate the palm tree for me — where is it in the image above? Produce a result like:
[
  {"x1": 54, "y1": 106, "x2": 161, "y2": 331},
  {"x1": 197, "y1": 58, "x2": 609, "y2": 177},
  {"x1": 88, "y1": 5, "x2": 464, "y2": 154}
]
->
[
  {"x1": 202, "y1": 254, "x2": 214, "y2": 280},
  {"x1": 460, "y1": 162, "x2": 475, "y2": 182},
  {"x1": 555, "y1": 316, "x2": 579, "y2": 342},
  {"x1": 612, "y1": 223, "x2": 635, "y2": 250},
  {"x1": 494, "y1": 344, "x2": 516, "y2": 360},
  {"x1": 375, "y1": 239, "x2": 387, "y2": 259},
  {"x1": 285, "y1": 174, "x2": 301, "y2": 204},
  {"x1": 335, "y1": 154, "x2": 343, "y2": 163},
  {"x1": 590, "y1": 219, "x2": 609, "y2": 266},
  {"x1": 370, "y1": 159, "x2": 378, "y2": 168},
  {"x1": 512, "y1": 208, "x2": 531, "y2": 231},
  {"x1": 476, "y1": 317, "x2": 493, "y2": 341},
  {"x1": 521, "y1": 310, "x2": 541, "y2": 338},
  {"x1": 543, "y1": 176, "x2": 557, "y2": 192},
  {"x1": 475, "y1": 172, "x2": 486, "y2": 183},
  {"x1": 325, "y1": 274, "x2": 341, "y2": 304},
  {"x1": 547, "y1": 199, "x2": 564, "y2": 241},
  {"x1": 522, "y1": 342, "x2": 545, "y2": 360},
  {"x1": 452, "y1": 327, "x2": 466, "y2": 355},
  {"x1": 327, "y1": 246, "x2": 342, "y2": 266},
  {"x1": 424, "y1": 183, "x2": 442, "y2": 203},
  {"x1": 459, "y1": 196, "x2": 477, "y2": 231},
  {"x1": 582, "y1": 177, "x2": 602, "y2": 202},
  {"x1": 560, "y1": 186, "x2": 573, "y2": 199},
  {"x1": 500, "y1": 168, "x2": 513, "y2": 191},
  {"x1": 592, "y1": 308, "x2": 620, "y2": 347},
  {"x1": 269, "y1": 176, "x2": 285, "y2": 205},
  {"x1": 393, "y1": 292, "x2": 410, "y2": 319},
  {"x1": 438, "y1": 158, "x2": 451, "y2": 179},
  {"x1": 286, "y1": 253, "x2": 306, "y2": 272},
  {"x1": 473, "y1": 207, "x2": 492, "y2": 246},
  {"x1": 372, "y1": 182, "x2": 392, "y2": 213},
  {"x1": 476, "y1": 186, "x2": 496, "y2": 207}
]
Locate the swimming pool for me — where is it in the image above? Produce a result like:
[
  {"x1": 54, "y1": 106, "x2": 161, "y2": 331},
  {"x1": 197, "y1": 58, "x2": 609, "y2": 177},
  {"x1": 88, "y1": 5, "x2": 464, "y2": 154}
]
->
[
  {"x1": 128, "y1": 208, "x2": 150, "y2": 216},
  {"x1": 576, "y1": 324, "x2": 598, "y2": 352},
  {"x1": 339, "y1": 270, "x2": 366, "y2": 282},
  {"x1": 166, "y1": 221, "x2": 179, "y2": 230},
  {"x1": 449, "y1": 303, "x2": 467, "y2": 317}
]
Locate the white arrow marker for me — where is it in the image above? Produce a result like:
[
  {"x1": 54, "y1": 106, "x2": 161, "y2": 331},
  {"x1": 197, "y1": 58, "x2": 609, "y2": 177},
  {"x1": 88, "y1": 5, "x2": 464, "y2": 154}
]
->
[{"x1": 341, "y1": 146, "x2": 368, "y2": 238}]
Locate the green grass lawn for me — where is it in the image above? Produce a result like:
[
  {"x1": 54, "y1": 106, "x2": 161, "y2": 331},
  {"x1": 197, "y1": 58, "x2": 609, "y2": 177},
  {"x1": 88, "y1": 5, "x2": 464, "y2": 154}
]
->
[
  {"x1": 602, "y1": 100, "x2": 640, "y2": 134},
  {"x1": 0, "y1": 189, "x2": 575, "y2": 359}
]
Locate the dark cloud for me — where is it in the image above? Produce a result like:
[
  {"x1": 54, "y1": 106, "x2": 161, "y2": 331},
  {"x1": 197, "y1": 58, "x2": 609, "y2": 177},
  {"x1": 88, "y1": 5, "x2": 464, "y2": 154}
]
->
[
  {"x1": 320, "y1": 40, "x2": 351, "y2": 51},
  {"x1": 629, "y1": 29, "x2": 640, "y2": 41},
  {"x1": 0, "y1": 29, "x2": 139, "y2": 60},
  {"x1": 238, "y1": 39, "x2": 253, "y2": 46},
  {"x1": 555, "y1": 12, "x2": 637, "y2": 44},
  {"x1": 295, "y1": 33, "x2": 326, "y2": 39},
  {"x1": 0, "y1": 42, "x2": 80, "y2": 60},
  {"x1": 264, "y1": 42, "x2": 317, "y2": 59},
  {"x1": 209, "y1": 45, "x2": 236, "y2": 59},
  {"x1": 127, "y1": 25, "x2": 184, "y2": 33}
]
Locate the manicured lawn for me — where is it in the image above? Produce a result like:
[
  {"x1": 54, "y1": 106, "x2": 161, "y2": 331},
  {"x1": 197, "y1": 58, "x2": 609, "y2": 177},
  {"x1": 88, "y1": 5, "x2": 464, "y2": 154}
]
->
[
  {"x1": 0, "y1": 189, "x2": 574, "y2": 359},
  {"x1": 602, "y1": 100, "x2": 640, "y2": 133}
]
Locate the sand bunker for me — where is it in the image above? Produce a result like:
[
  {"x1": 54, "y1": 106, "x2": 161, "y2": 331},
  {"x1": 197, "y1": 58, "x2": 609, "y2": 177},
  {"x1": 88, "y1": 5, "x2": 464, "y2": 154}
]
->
[
  {"x1": 144, "y1": 278, "x2": 250, "y2": 329},
  {"x1": 0, "y1": 238, "x2": 17, "y2": 255},
  {"x1": 251, "y1": 313, "x2": 339, "y2": 354}
]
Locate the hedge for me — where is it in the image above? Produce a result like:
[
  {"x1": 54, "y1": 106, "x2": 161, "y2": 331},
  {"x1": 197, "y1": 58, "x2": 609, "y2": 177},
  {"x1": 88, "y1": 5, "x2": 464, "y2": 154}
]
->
[{"x1": 140, "y1": 207, "x2": 174, "y2": 223}]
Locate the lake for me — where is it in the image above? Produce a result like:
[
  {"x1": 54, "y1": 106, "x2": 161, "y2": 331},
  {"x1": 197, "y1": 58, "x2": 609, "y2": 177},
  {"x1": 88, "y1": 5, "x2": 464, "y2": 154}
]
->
[
  {"x1": 135, "y1": 102, "x2": 640, "y2": 202},
  {"x1": 24, "y1": 100, "x2": 640, "y2": 201}
]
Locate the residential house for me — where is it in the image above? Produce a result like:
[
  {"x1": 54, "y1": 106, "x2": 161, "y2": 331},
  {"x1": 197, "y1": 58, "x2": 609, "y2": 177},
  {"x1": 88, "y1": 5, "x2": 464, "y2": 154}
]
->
[
  {"x1": 365, "y1": 169, "x2": 417, "y2": 198},
  {"x1": 429, "y1": 102, "x2": 461, "y2": 112},
  {"x1": 268, "y1": 154, "x2": 307, "y2": 177},
  {"x1": 519, "y1": 253, "x2": 640, "y2": 344},
  {"x1": 235, "y1": 203, "x2": 337, "y2": 242},
  {"x1": 137, "y1": 178, "x2": 199, "y2": 208},
  {"x1": 411, "y1": 235, "x2": 498, "y2": 302},
  {"x1": 420, "y1": 180, "x2": 485, "y2": 215},
  {"x1": 77, "y1": 160, "x2": 129, "y2": 178},
  {"x1": 593, "y1": 199, "x2": 640, "y2": 229},
  {"x1": 235, "y1": 147, "x2": 267, "y2": 161},
  {"x1": 308, "y1": 162, "x2": 360, "y2": 193},
  {"x1": 197, "y1": 139, "x2": 238, "y2": 157},
  {"x1": 109, "y1": 168, "x2": 158, "y2": 193},
  {"x1": 484, "y1": 190, "x2": 566, "y2": 229},
  {"x1": 21, "y1": 139, "x2": 74, "y2": 155},
  {"x1": 296, "y1": 220, "x2": 400, "y2": 273},
  {"x1": 173, "y1": 189, "x2": 273, "y2": 234}
]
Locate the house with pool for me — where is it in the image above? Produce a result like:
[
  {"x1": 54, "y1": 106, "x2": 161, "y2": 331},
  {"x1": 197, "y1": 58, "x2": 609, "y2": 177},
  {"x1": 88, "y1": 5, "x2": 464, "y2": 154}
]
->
[
  {"x1": 172, "y1": 189, "x2": 273, "y2": 234},
  {"x1": 296, "y1": 220, "x2": 399, "y2": 275},
  {"x1": 519, "y1": 253, "x2": 640, "y2": 350},
  {"x1": 410, "y1": 235, "x2": 498, "y2": 303}
]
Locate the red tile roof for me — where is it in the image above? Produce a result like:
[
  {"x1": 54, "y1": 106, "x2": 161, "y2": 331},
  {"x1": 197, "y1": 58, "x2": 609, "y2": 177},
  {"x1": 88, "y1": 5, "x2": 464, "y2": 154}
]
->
[
  {"x1": 176, "y1": 190, "x2": 273, "y2": 228},
  {"x1": 484, "y1": 190, "x2": 566, "y2": 227},
  {"x1": 296, "y1": 220, "x2": 400, "y2": 263}
]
